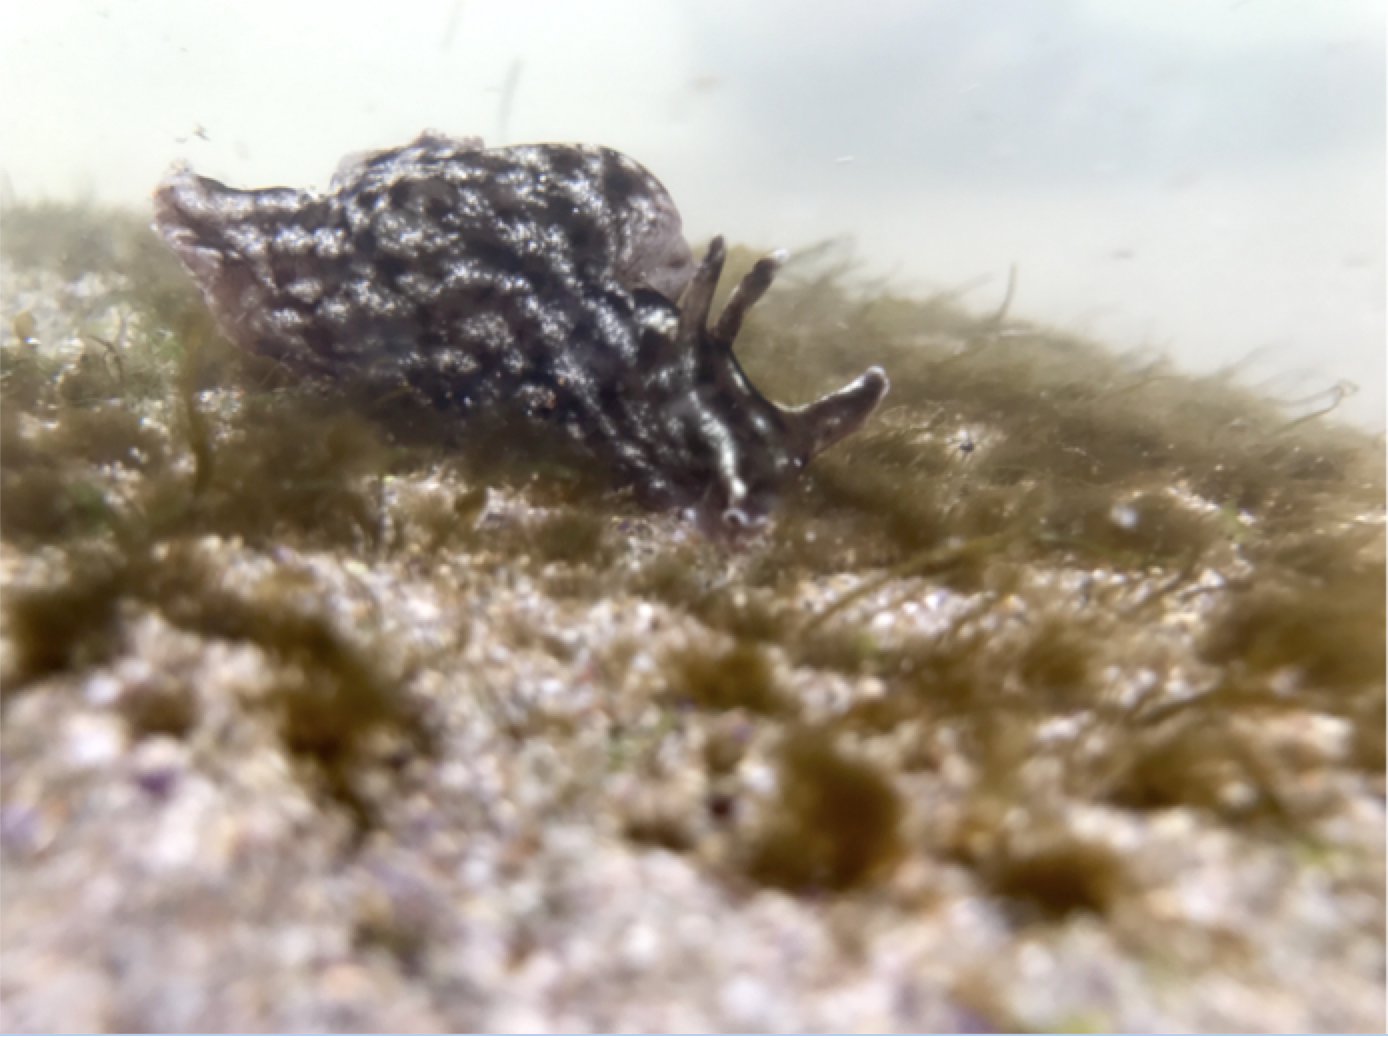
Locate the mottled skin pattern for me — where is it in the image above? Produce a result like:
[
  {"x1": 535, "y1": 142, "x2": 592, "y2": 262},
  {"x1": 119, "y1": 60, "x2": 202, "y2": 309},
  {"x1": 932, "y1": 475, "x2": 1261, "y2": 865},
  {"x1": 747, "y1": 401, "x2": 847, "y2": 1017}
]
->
[{"x1": 154, "y1": 131, "x2": 888, "y2": 534}]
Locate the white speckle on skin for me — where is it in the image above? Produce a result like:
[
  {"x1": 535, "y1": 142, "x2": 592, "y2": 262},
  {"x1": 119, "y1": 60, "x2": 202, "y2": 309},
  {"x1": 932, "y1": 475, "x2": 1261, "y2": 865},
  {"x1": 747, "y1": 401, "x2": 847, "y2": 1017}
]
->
[
  {"x1": 273, "y1": 225, "x2": 315, "y2": 255},
  {"x1": 285, "y1": 278, "x2": 323, "y2": 304}
]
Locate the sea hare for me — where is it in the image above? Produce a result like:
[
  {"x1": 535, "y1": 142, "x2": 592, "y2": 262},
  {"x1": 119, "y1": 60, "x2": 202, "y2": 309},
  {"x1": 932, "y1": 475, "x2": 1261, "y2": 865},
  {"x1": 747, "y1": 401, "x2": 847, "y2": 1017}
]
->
[{"x1": 154, "y1": 131, "x2": 888, "y2": 534}]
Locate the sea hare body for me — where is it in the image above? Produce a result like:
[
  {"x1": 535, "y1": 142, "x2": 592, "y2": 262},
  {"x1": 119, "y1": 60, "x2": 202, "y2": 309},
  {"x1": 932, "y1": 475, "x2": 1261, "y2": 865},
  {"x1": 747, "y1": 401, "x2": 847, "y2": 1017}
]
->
[{"x1": 154, "y1": 131, "x2": 887, "y2": 533}]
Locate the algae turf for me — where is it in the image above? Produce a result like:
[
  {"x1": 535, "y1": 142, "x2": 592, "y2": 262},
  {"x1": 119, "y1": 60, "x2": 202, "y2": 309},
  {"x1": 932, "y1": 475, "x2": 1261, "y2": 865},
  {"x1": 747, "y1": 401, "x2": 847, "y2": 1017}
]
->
[
  {"x1": 1, "y1": 201, "x2": 1384, "y2": 908},
  {"x1": 742, "y1": 726, "x2": 905, "y2": 891},
  {"x1": 2, "y1": 541, "x2": 437, "y2": 831},
  {"x1": 667, "y1": 639, "x2": 792, "y2": 717}
]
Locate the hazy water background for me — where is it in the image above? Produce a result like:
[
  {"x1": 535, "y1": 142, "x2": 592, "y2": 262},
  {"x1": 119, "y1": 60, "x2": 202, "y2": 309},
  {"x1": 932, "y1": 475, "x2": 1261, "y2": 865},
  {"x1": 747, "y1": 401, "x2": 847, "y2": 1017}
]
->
[{"x1": 3, "y1": 0, "x2": 1382, "y2": 429}]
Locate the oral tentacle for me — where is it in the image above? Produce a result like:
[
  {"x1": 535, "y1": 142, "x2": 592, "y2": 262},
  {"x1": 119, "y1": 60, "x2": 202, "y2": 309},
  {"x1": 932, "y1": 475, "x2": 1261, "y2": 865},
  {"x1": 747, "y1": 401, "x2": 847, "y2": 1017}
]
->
[{"x1": 784, "y1": 366, "x2": 891, "y2": 460}]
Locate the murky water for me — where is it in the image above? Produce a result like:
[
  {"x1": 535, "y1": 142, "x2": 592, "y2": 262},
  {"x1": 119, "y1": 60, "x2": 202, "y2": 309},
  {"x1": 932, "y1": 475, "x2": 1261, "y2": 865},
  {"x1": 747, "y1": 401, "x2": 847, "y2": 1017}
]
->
[{"x1": 3, "y1": 0, "x2": 1382, "y2": 427}]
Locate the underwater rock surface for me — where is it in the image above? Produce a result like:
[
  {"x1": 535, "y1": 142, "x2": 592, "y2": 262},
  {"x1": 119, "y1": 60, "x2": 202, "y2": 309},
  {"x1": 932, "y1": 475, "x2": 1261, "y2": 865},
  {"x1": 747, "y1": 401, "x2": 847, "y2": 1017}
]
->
[{"x1": 0, "y1": 204, "x2": 1383, "y2": 1031}]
